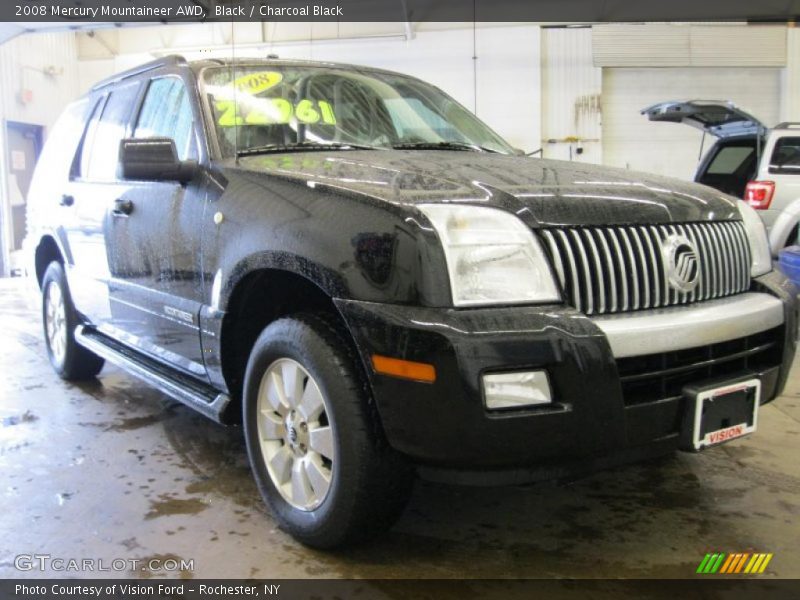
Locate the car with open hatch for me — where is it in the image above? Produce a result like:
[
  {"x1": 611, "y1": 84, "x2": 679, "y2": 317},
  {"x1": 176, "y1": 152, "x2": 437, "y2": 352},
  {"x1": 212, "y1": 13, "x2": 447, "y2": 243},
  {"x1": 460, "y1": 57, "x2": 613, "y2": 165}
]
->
[
  {"x1": 26, "y1": 56, "x2": 798, "y2": 548},
  {"x1": 642, "y1": 99, "x2": 800, "y2": 255}
]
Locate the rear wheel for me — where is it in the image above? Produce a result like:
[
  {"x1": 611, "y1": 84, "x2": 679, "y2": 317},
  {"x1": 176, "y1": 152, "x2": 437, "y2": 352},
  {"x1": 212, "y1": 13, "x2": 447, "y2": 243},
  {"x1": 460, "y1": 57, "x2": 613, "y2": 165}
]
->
[
  {"x1": 242, "y1": 314, "x2": 414, "y2": 548},
  {"x1": 41, "y1": 261, "x2": 104, "y2": 380}
]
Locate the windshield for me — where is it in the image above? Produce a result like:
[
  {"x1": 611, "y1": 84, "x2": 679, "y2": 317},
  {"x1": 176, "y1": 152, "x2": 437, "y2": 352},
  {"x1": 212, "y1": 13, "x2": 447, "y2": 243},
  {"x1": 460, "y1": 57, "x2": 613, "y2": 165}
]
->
[{"x1": 201, "y1": 65, "x2": 515, "y2": 156}]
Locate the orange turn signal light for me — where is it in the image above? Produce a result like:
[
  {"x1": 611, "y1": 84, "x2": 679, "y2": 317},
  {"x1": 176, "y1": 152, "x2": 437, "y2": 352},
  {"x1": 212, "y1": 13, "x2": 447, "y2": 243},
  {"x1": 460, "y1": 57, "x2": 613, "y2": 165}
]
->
[{"x1": 371, "y1": 355, "x2": 436, "y2": 383}]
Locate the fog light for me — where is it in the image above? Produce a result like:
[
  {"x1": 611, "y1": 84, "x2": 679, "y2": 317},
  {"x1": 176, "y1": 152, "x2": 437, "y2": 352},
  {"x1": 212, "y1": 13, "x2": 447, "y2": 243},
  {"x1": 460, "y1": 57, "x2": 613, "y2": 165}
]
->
[{"x1": 483, "y1": 371, "x2": 552, "y2": 410}]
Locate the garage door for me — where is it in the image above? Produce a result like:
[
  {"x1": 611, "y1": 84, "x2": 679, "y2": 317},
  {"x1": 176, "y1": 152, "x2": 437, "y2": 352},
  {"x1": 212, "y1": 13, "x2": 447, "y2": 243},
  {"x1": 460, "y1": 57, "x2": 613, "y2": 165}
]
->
[{"x1": 602, "y1": 67, "x2": 781, "y2": 181}]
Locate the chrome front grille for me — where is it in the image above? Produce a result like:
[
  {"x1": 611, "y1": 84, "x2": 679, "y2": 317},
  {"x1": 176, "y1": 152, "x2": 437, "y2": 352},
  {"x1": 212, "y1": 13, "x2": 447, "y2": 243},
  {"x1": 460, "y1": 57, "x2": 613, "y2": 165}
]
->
[{"x1": 539, "y1": 222, "x2": 751, "y2": 316}]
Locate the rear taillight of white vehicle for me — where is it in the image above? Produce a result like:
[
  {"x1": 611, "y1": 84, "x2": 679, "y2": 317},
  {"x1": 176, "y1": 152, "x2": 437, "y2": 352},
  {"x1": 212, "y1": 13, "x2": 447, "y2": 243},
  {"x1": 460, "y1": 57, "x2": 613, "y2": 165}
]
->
[{"x1": 745, "y1": 181, "x2": 775, "y2": 209}]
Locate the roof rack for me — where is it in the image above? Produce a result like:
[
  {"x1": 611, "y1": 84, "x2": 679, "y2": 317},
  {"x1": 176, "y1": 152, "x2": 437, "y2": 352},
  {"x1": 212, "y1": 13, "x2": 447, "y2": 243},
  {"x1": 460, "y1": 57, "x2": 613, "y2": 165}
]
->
[
  {"x1": 91, "y1": 55, "x2": 187, "y2": 91},
  {"x1": 774, "y1": 122, "x2": 800, "y2": 129}
]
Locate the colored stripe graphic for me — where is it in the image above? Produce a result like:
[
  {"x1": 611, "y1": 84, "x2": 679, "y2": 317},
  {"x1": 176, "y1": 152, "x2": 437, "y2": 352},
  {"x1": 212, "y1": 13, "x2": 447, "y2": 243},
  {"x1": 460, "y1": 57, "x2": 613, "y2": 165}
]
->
[
  {"x1": 696, "y1": 554, "x2": 712, "y2": 573},
  {"x1": 720, "y1": 553, "x2": 747, "y2": 574},
  {"x1": 758, "y1": 554, "x2": 774, "y2": 573},
  {"x1": 744, "y1": 555, "x2": 758, "y2": 573},
  {"x1": 711, "y1": 553, "x2": 726, "y2": 573},
  {"x1": 719, "y1": 554, "x2": 735, "y2": 573},
  {"x1": 735, "y1": 554, "x2": 749, "y2": 573},
  {"x1": 720, "y1": 553, "x2": 738, "y2": 574},
  {"x1": 697, "y1": 553, "x2": 726, "y2": 574},
  {"x1": 703, "y1": 553, "x2": 774, "y2": 574}
]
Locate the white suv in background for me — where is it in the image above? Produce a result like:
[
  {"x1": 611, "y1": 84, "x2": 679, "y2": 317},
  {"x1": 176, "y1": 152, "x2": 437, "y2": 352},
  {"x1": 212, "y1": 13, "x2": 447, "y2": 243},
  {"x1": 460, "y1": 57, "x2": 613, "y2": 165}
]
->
[
  {"x1": 642, "y1": 101, "x2": 800, "y2": 255},
  {"x1": 750, "y1": 124, "x2": 800, "y2": 255}
]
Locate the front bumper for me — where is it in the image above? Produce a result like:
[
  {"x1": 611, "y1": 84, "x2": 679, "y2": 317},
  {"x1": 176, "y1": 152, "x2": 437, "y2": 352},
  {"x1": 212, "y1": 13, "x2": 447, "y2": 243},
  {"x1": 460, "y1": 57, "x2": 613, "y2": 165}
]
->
[{"x1": 334, "y1": 270, "x2": 797, "y2": 475}]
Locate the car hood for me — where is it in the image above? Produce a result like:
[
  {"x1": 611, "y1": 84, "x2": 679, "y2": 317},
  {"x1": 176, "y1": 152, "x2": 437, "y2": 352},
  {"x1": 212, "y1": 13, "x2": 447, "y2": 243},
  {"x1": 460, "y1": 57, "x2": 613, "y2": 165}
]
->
[{"x1": 235, "y1": 150, "x2": 740, "y2": 226}]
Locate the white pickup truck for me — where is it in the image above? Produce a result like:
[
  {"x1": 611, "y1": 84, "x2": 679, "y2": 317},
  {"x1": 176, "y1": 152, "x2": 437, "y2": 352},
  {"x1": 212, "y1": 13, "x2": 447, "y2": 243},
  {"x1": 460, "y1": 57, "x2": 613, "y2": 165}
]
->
[{"x1": 642, "y1": 100, "x2": 800, "y2": 256}]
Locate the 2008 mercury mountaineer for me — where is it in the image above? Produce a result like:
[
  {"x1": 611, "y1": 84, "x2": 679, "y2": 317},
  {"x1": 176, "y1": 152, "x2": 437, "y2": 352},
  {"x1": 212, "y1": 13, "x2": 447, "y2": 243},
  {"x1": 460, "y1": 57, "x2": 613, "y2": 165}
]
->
[{"x1": 26, "y1": 56, "x2": 797, "y2": 548}]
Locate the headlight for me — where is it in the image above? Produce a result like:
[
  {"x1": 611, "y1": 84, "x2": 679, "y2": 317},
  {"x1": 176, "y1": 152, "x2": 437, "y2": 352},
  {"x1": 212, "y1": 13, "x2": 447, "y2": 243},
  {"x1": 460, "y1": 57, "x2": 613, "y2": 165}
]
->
[
  {"x1": 737, "y1": 200, "x2": 772, "y2": 277},
  {"x1": 418, "y1": 204, "x2": 560, "y2": 307}
]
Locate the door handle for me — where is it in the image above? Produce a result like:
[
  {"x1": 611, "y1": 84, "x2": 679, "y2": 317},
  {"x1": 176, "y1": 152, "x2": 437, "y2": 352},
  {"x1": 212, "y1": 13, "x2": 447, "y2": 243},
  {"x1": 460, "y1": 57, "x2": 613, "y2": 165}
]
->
[
  {"x1": 112, "y1": 198, "x2": 134, "y2": 217},
  {"x1": 59, "y1": 194, "x2": 74, "y2": 207}
]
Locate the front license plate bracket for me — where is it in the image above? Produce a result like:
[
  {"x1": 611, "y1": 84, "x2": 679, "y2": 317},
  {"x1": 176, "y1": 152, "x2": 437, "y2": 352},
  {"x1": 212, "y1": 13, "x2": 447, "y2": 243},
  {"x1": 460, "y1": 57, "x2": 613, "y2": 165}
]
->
[{"x1": 679, "y1": 377, "x2": 760, "y2": 451}]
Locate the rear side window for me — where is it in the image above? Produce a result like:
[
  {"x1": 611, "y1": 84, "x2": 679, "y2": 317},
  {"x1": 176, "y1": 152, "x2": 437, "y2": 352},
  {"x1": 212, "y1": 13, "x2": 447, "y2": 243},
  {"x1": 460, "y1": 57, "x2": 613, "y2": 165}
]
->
[
  {"x1": 34, "y1": 99, "x2": 89, "y2": 185},
  {"x1": 770, "y1": 137, "x2": 800, "y2": 174},
  {"x1": 28, "y1": 99, "x2": 89, "y2": 202},
  {"x1": 83, "y1": 82, "x2": 140, "y2": 181},
  {"x1": 706, "y1": 145, "x2": 755, "y2": 175},
  {"x1": 75, "y1": 98, "x2": 104, "y2": 179},
  {"x1": 134, "y1": 77, "x2": 197, "y2": 160}
]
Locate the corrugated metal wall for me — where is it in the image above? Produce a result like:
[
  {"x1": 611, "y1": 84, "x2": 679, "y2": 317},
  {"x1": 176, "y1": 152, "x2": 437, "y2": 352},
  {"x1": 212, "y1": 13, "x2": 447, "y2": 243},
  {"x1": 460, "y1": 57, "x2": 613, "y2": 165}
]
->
[
  {"x1": 540, "y1": 27, "x2": 601, "y2": 163},
  {"x1": 0, "y1": 31, "x2": 80, "y2": 275},
  {"x1": 602, "y1": 67, "x2": 781, "y2": 179},
  {"x1": 593, "y1": 24, "x2": 787, "y2": 67}
]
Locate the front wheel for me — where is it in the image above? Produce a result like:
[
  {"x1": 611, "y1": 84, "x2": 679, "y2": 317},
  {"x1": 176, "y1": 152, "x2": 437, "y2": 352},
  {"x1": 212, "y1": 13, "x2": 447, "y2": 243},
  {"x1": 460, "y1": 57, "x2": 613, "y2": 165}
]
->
[{"x1": 242, "y1": 314, "x2": 414, "y2": 548}]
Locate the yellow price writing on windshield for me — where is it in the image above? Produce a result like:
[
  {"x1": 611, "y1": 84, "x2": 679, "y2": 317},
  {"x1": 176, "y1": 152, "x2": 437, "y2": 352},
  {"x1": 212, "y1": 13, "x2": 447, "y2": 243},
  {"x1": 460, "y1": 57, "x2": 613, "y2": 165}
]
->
[{"x1": 216, "y1": 99, "x2": 337, "y2": 127}]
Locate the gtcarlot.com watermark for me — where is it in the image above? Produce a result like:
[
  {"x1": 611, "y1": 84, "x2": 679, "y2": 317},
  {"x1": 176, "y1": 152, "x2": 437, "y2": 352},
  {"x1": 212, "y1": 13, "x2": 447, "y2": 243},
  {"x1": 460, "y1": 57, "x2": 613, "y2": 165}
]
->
[{"x1": 14, "y1": 553, "x2": 194, "y2": 574}]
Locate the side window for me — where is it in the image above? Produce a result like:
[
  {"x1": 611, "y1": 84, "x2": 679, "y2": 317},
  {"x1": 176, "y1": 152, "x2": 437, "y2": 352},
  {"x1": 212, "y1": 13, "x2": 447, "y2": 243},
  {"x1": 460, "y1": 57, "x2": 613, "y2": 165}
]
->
[
  {"x1": 75, "y1": 98, "x2": 104, "y2": 179},
  {"x1": 770, "y1": 137, "x2": 800, "y2": 174},
  {"x1": 84, "y1": 82, "x2": 140, "y2": 181},
  {"x1": 29, "y1": 99, "x2": 89, "y2": 200},
  {"x1": 706, "y1": 145, "x2": 755, "y2": 175},
  {"x1": 37, "y1": 99, "x2": 89, "y2": 183},
  {"x1": 134, "y1": 77, "x2": 197, "y2": 160}
]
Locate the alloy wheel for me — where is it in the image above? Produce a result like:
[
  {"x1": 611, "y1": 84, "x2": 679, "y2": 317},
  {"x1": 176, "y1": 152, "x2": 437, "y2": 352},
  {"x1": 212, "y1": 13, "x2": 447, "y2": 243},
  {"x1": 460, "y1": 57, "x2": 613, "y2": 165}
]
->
[
  {"x1": 256, "y1": 358, "x2": 335, "y2": 511},
  {"x1": 45, "y1": 280, "x2": 67, "y2": 365}
]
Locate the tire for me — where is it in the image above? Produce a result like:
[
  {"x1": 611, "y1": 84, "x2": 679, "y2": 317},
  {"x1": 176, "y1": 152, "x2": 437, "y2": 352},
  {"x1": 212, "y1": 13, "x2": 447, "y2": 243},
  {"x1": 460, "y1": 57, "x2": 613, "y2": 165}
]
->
[
  {"x1": 784, "y1": 224, "x2": 799, "y2": 248},
  {"x1": 242, "y1": 313, "x2": 414, "y2": 548},
  {"x1": 41, "y1": 261, "x2": 104, "y2": 380}
]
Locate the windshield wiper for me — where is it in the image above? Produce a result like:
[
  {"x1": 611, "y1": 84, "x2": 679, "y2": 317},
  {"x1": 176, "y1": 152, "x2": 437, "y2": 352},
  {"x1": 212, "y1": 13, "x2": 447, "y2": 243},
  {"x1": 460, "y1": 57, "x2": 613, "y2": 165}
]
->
[
  {"x1": 237, "y1": 141, "x2": 380, "y2": 157},
  {"x1": 391, "y1": 141, "x2": 501, "y2": 153}
]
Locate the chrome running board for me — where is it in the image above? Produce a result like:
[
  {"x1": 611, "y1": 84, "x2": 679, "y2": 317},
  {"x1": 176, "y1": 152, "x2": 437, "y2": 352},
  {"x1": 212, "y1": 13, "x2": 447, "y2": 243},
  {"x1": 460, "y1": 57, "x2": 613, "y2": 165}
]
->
[{"x1": 75, "y1": 325, "x2": 230, "y2": 423}]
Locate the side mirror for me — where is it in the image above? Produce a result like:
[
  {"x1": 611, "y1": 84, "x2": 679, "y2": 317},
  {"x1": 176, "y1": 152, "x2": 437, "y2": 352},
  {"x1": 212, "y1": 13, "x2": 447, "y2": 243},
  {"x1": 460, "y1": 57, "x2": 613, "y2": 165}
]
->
[{"x1": 119, "y1": 137, "x2": 198, "y2": 183}]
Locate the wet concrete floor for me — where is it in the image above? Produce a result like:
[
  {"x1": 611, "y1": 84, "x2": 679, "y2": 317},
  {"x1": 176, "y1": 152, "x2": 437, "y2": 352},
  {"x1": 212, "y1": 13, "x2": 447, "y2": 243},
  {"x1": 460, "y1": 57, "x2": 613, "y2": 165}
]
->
[{"x1": 1, "y1": 278, "x2": 799, "y2": 579}]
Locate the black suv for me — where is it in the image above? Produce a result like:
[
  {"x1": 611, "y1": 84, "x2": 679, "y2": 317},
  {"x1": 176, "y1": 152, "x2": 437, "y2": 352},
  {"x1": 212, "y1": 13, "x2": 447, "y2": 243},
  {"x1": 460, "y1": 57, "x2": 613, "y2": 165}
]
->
[{"x1": 27, "y1": 56, "x2": 797, "y2": 548}]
